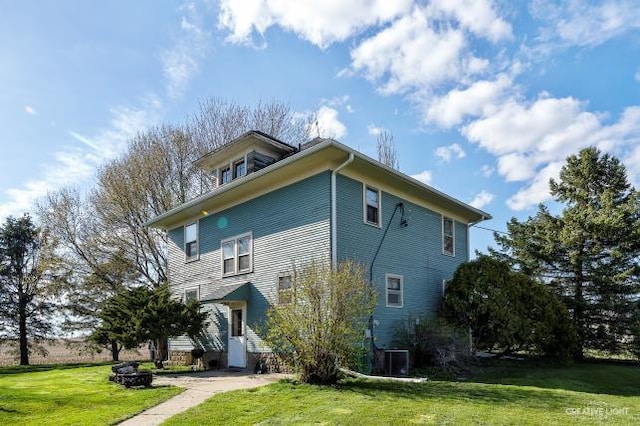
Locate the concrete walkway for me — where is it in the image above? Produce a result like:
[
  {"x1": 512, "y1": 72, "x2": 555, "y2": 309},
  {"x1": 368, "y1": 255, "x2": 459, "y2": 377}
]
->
[{"x1": 119, "y1": 370, "x2": 288, "y2": 426}]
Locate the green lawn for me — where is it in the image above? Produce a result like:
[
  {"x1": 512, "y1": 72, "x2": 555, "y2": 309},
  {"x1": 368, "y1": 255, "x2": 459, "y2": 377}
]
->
[
  {"x1": 0, "y1": 363, "x2": 182, "y2": 425},
  {"x1": 166, "y1": 362, "x2": 640, "y2": 425}
]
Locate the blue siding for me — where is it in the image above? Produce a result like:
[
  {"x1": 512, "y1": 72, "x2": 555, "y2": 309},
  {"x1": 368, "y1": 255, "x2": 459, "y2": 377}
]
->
[
  {"x1": 336, "y1": 175, "x2": 468, "y2": 348},
  {"x1": 167, "y1": 172, "x2": 331, "y2": 353}
]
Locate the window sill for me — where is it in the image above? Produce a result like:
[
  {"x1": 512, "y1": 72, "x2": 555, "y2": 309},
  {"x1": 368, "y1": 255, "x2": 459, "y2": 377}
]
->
[
  {"x1": 386, "y1": 304, "x2": 404, "y2": 309},
  {"x1": 222, "y1": 270, "x2": 252, "y2": 278},
  {"x1": 185, "y1": 256, "x2": 200, "y2": 263},
  {"x1": 364, "y1": 221, "x2": 381, "y2": 228}
]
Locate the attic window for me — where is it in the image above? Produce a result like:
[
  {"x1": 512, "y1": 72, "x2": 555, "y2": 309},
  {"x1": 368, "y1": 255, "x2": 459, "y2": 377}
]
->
[
  {"x1": 234, "y1": 159, "x2": 246, "y2": 178},
  {"x1": 220, "y1": 166, "x2": 232, "y2": 185}
]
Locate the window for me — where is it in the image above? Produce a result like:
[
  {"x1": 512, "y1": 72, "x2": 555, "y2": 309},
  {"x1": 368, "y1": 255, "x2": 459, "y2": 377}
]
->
[
  {"x1": 233, "y1": 159, "x2": 246, "y2": 179},
  {"x1": 386, "y1": 274, "x2": 403, "y2": 308},
  {"x1": 221, "y1": 233, "x2": 253, "y2": 276},
  {"x1": 185, "y1": 222, "x2": 198, "y2": 261},
  {"x1": 364, "y1": 185, "x2": 381, "y2": 226},
  {"x1": 442, "y1": 217, "x2": 455, "y2": 256},
  {"x1": 219, "y1": 156, "x2": 247, "y2": 186},
  {"x1": 278, "y1": 274, "x2": 293, "y2": 304},
  {"x1": 184, "y1": 287, "x2": 199, "y2": 303},
  {"x1": 220, "y1": 166, "x2": 232, "y2": 184},
  {"x1": 231, "y1": 308, "x2": 243, "y2": 337}
]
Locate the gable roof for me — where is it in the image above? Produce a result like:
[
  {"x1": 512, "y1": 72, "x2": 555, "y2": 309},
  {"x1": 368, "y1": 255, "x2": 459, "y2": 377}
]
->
[{"x1": 146, "y1": 138, "x2": 491, "y2": 229}]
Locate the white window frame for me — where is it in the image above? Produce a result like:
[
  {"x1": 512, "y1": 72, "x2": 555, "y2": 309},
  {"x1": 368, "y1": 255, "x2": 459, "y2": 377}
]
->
[
  {"x1": 184, "y1": 286, "x2": 200, "y2": 303},
  {"x1": 363, "y1": 183, "x2": 382, "y2": 227},
  {"x1": 385, "y1": 273, "x2": 403, "y2": 308},
  {"x1": 442, "y1": 216, "x2": 455, "y2": 257},
  {"x1": 184, "y1": 221, "x2": 199, "y2": 262},
  {"x1": 277, "y1": 273, "x2": 294, "y2": 305},
  {"x1": 221, "y1": 232, "x2": 253, "y2": 277},
  {"x1": 217, "y1": 154, "x2": 249, "y2": 186}
]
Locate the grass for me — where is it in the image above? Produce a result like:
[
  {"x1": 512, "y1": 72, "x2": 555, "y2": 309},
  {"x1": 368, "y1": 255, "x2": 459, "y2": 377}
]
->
[
  {"x1": 0, "y1": 363, "x2": 182, "y2": 425},
  {"x1": 165, "y1": 361, "x2": 640, "y2": 425}
]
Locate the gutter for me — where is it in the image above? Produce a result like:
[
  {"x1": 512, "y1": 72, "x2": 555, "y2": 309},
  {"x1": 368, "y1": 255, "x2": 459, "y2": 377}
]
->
[{"x1": 331, "y1": 153, "x2": 354, "y2": 267}]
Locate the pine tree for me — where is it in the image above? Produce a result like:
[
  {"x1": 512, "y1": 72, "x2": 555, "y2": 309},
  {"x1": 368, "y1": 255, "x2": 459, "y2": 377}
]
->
[
  {"x1": 0, "y1": 214, "x2": 58, "y2": 365},
  {"x1": 492, "y1": 148, "x2": 640, "y2": 357},
  {"x1": 92, "y1": 285, "x2": 208, "y2": 365}
]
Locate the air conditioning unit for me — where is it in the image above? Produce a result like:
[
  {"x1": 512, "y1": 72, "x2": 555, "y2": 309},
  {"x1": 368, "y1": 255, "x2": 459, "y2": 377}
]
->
[{"x1": 384, "y1": 350, "x2": 409, "y2": 376}]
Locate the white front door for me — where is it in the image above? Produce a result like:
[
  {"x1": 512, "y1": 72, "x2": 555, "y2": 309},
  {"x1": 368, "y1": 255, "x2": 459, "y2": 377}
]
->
[{"x1": 228, "y1": 304, "x2": 246, "y2": 368}]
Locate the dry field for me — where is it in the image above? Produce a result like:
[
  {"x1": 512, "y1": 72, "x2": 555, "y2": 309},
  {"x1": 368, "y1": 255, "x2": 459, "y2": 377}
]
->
[{"x1": 0, "y1": 340, "x2": 148, "y2": 366}]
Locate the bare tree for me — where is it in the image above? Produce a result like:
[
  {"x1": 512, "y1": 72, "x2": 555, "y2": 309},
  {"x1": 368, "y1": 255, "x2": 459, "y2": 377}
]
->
[
  {"x1": 37, "y1": 189, "x2": 139, "y2": 360},
  {"x1": 376, "y1": 130, "x2": 399, "y2": 170},
  {"x1": 93, "y1": 100, "x2": 313, "y2": 288},
  {"x1": 188, "y1": 98, "x2": 310, "y2": 153}
]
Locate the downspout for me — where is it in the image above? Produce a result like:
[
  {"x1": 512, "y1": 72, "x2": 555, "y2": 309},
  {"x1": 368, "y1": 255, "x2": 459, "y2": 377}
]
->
[{"x1": 331, "y1": 153, "x2": 354, "y2": 267}]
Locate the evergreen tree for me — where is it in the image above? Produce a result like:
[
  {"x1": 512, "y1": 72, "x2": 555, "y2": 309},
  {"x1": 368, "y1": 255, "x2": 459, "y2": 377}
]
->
[
  {"x1": 0, "y1": 214, "x2": 58, "y2": 365},
  {"x1": 92, "y1": 285, "x2": 208, "y2": 366},
  {"x1": 441, "y1": 256, "x2": 576, "y2": 359},
  {"x1": 492, "y1": 148, "x2": 640, "y2": 357}
]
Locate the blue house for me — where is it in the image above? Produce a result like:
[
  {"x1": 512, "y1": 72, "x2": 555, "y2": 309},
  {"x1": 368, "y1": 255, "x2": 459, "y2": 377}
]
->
[{"x1": 146, "y1": 131, "x2": 490, "y2": 372}]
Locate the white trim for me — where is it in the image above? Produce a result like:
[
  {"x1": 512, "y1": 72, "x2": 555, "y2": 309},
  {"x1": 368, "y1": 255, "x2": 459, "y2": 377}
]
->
[
  {"x1": 184, "y1": 221, "x2": 199, "y2": 262},
  {"x1": 227, "y1": 303, "x2": 247, "y2": 368},
  {"x1": 221, "y1": 232, "x2": 253, "y2": 277},
  {"x1": 184, "y1": 286, "x2": 200, "y2": 303},
  {"x1": 442, "y1": 216, "x2": 455, "y2": 257},
  {"x1": 277, "y1": 272, "x2": 294, "y2": 305},
  {"x1": 385, "y1": 273, "x2": 403, "y2": 308},
  {"x1": 218, "y1": 153, "x2": 250, "y2": 186},
  {"x1": 363, "y1": 183, "x2": 382, "y2": 228}
]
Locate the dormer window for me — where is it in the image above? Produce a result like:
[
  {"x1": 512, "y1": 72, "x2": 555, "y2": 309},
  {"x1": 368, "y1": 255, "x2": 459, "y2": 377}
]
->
[
  {"x1": 234, "y1": 159, "x2": 246, "y2": 179},
  {"x1": 220, "y1": 166, "x2": 232, "y2": 185},
  {"x1": 217, "y1": 156, "x2": 248, "y2": 187}
]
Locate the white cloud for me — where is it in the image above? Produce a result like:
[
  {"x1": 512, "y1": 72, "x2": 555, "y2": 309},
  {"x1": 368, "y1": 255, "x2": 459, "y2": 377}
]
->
[
  {"x1": 218, "y1": 0, "x2": 413, "y2": 49},
  {"x1": 428, "y1": 0, "x2": 512, "y2": 42},
  {"x1": 322, "y1": 95, "x2": 355, "y2": 113},
  {"x1": 24, "y1": 106, "x2": 37, "y2": 115},
  {"x1": 435, "y1": 143, "x2": 466, "y2": 163},
  {"x1": 635, "y1": 68, "x2": 640, "y2": 82},
  {"x1": 161, "y1": 3, "x2": 211, "y2": 99},
  {"x1": 532, "y1": 0, "x2": 640, "y2": 48},
  {"x1": 469, "y1": 190, "x2": 494, "y2": 209},
  {"x1": 367, "y1": 125, "x2": 384, "y2": 136},
  {"x1": 480, "y1": 164, "x2": 495, "y2": 177},
  {"x1": 411, "y1": 170, "x2": 433, "y2": 185},
  {"x1": 461, "y1": 91, "x2": 640, "y2": 209},
  {"x1": 0, "y1": 104, "x2": 158, "y2": 220},
  {"x1": 424, "y1": 74, "x2": 512, "y2": 127},
  {"x1": 313, "y1": 106, "x2": 347, "y2": 139},
  {"x1": 507, "y1": 162, "x2": 563, "y2": 211},
  {"x1": 350, "y1": 7, "x2": 468, "y2": 95}
]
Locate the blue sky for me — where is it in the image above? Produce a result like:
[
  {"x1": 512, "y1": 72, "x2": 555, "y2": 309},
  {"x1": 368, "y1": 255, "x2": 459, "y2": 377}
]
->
[{"x1": 2, "y1": 0, "x2": 640, "y2": 255}]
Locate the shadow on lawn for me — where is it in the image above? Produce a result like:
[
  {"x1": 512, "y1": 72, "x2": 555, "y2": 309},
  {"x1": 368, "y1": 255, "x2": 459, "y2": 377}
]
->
[
  {"x1": 466, "y1": 360, "x2": 640, "y2": 397},
  {"x1": 340, "y1": 378, "x2": 574, "y2": 409}
]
